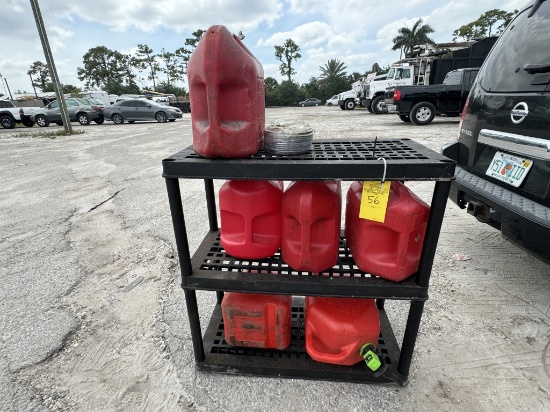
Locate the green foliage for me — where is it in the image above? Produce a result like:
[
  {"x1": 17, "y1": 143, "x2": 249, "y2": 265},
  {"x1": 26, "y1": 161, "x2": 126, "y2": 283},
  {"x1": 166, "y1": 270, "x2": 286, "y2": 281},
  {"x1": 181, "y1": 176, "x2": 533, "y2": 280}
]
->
[
  {"x1": 42, "y1": 82, "x2": 82, "y2": 94},
  {"x1": 274, "y1": 39, "x2": 302, "y2": 81},
  {"x1": 185, "y1": 29, "x2": 205, "y2": 50},
  {"x1": 103, "y1": 80, "x2": 140, "y2": 95},
  {"x1": 172, "y1": 30, "x2": 205, "y2": 81},
  {"x1": 348, "y1": 72, "x2": 363, "y2": 83},
  {"x1": 392, "y1": 18, "x2": 435, "y2": 55},
  {"x1": 27, "y1": 61, "x2": 51, "y2": 91},
  {"x1": 371, "y1": 63, "x2": 382, "y2": 73},
  {"x1": 155, "y1": 81, "x2": 188, "y2": 96},
  {"x1": 317, "y1": 75, "x2": 350, "y2": 100},
  {"x1": 13, "y1": 129, "x2": 85, "y2": 139},
  {"x1": 268, "y1": 80, "x2": 301, "y2": 106},
  {"x1": 77, "y1": 46, "x2": 116, "y2": 88},
  {"x1": 318, "y1": 59, "x2": 347, "y2": 80},
  {"x1": 158, "y1": 48, "x2": 178, "y2": 86},
  {"x1": 75, "y1": 29, "x2": 204, "y2": 94},
  {"x1": 452, "y1": 9, "x2": 517, "y2": 40},
  {"x1": 134, "y1": 44, "x2": 161, "y2": 90},
  {"x1": 264, "y1": 77, "x2": 279, "y2": 92},
  {"x1": 299, "y1": 77, "x2": 322, "y2": 100}
]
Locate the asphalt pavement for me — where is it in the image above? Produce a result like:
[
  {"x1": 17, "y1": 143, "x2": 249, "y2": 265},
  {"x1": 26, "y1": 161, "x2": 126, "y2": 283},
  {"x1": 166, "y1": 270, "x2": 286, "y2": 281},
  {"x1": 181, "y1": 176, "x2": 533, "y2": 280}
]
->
[{"x1": 1, "y1": 108, "x2": 549, "y2": 411}]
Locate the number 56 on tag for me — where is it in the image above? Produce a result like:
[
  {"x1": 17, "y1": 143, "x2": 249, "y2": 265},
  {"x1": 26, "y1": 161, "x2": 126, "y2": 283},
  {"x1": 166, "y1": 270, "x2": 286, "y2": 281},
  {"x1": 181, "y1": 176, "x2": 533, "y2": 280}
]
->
[{"x1": 359, "y1": 181, "x2": 391, "y2": 222}]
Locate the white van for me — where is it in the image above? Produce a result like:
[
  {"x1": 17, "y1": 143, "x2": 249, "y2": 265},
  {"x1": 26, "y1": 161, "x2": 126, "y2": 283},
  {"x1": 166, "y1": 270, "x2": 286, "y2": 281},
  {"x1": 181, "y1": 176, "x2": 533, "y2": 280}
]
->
[
  {"x1": 325, "y1": 95, "x2": 339, "y2": 106},
  {"x1": 81, "y1": 91, "x2": 110, "y2": 107}
]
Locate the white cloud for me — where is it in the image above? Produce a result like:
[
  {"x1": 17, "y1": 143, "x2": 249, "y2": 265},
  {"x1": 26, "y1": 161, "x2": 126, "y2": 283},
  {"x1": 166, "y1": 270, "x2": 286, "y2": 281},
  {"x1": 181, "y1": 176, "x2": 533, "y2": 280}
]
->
[
  {"x1": 0, "y1": 0, "x2": 529, "y2": 93},
  {"x1": 256, "y1": 22, "x2": 333, "y2": 48}
]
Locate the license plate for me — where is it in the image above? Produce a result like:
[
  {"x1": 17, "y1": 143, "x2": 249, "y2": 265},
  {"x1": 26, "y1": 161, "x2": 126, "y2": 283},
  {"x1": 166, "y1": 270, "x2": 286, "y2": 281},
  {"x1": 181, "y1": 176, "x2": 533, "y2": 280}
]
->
[
  {"x1": 485, "y1": 151, "x2": 533, "y2": 187},
  {"x1": 386, "y1": 104, "x2": 397, "y2": 112}
]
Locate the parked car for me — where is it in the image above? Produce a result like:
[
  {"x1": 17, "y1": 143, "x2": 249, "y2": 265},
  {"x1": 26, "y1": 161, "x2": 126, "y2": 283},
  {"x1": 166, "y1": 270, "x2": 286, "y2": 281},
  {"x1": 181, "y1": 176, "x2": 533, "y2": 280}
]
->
[
  {"x1": 441, "y1": 0, "x2": 550, "y2": 264},
  {"x1": 325, "y1": 95, "x2": 339, "y2": 106},
  {"x1": 298, "y1": 98, "x2": 322, "y2": 107},
  {"x1": 104, "y1": 99, "x2": 182, "y2": 124},
  {"x1": 31, "y1": 98, "x2": 104, "y2": 127},
  {"x1": 0, "y1": 100, "x2": 37, "y2": 128},
  {"x1": 385, "y1": 68, "x2": 479, "y2": 125}
]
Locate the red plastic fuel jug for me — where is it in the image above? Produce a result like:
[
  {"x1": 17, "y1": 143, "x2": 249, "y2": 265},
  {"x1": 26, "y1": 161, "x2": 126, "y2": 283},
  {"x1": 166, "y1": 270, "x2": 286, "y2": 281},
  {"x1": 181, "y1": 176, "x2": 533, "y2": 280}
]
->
[
  {"x1": 281, "y1": 181, "x2": 341, "y2": 273},
  {"x1": 187, "y1": 25, "x2": 265, "y2": 158},
  {"x1": 345, "y1": 181, "x2": 430, "y2": 281},
  {"x1": 221, "y1": 292, "x2": 292, "y2": 349},
  {"x1": 305, "y1": 296, "x2": 380, "y2": 366},
  {"x1": 219, "y1": 180, "x2": 283, "y2": 259}
]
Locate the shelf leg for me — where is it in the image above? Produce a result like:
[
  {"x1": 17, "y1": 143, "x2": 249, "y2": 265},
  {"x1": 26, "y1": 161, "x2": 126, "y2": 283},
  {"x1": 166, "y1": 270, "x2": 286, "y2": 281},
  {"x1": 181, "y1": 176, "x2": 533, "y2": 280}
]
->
[
  {"x1": 204, "y1": 180, "x2": 224, "y2": 304},
  {"x1": 165, "y1": 177, "x2": 205, "y2": 361},
  {"x1": 185, "y1": 290, "x2": 205, "y2": 362},
  {"x1": 397, "y1": 300, "x2": 425, "y2": 378},
  {"x1": 204, "y1": 179, "x2": 219, "y2": 231},
  {"x1": 165, "y1": 178, "x2": 192, "y2": 275},
  {"x1": 416, "y1": 181, "x2": 451, "y2": 287}
]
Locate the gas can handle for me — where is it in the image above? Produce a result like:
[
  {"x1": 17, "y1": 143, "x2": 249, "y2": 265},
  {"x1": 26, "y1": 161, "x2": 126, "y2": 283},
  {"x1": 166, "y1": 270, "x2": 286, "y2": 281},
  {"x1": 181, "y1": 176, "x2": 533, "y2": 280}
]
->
[{"x1": 306, "y1": 324, "x2": 358, "y2": 364}]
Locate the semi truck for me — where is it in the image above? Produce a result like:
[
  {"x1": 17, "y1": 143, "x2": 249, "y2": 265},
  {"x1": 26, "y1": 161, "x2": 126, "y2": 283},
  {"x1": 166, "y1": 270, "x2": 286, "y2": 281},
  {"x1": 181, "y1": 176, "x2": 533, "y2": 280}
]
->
[
  {"x1": 337, "y1": 73, "x2": 388, "y2": 111},
  {"x1": 361, "y1": 37, "x2": 497, "y2": 114}
]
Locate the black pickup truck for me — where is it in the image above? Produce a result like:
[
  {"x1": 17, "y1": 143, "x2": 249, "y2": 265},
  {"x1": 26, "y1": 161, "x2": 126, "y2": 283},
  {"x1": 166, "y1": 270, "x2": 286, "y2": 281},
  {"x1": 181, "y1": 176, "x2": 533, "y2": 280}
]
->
[{"x1": 384, "y1": 68, "x2": 479, "y2": 125}]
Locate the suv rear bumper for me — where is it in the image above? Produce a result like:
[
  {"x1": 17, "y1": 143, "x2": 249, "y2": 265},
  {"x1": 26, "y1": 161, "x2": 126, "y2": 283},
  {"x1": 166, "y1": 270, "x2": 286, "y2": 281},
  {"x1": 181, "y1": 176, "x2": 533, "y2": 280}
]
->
[{"x1": 442, "y1": 141, "x2": 550, "y2": 263}]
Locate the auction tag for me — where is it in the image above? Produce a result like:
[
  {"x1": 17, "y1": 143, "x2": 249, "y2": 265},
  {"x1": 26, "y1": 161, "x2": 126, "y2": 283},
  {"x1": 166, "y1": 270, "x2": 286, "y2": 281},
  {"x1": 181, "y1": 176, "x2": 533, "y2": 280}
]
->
[{"x1": 359, "y1": 181, "x2": 391, "y2": 222}]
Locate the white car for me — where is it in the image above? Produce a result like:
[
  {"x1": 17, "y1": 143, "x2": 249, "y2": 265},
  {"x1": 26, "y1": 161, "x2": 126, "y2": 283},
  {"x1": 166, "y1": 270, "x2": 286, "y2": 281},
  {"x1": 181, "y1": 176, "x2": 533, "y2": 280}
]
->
[{"x1": 325, "y1": 95, "x2": 339, "y2": 106}]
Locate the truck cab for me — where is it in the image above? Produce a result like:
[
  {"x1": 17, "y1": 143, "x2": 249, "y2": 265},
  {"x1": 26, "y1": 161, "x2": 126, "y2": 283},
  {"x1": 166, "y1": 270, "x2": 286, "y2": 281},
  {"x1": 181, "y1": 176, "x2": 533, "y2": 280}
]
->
[
  {"x1": 362, "y1": 64, "x2": 416, "y2": 114},
  {"x1": 384, "y1": 68, "x2": 479, "y2": 125}
]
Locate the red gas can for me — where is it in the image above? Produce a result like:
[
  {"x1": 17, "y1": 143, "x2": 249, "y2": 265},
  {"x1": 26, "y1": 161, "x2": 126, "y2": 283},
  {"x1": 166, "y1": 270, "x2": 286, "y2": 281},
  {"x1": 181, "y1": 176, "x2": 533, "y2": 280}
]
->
[
  {"x1": 187, "y1": 25, "x2": 265, "y2": 158},
  {"x1": 345, "y1": 181, "x2": 430, "y2": 281},
  {"x1": 221, "y1": 292, "x2": 291, "y2": 349},
  {"x1": 219, "y1": 180, "x2": 283, "y2": 259},
  {"x1": 282, "y1": 181, "x2": 341, "y2": 273},
  {"x1": 305, "y1": 296, "x2": 380, "y2": 366}
]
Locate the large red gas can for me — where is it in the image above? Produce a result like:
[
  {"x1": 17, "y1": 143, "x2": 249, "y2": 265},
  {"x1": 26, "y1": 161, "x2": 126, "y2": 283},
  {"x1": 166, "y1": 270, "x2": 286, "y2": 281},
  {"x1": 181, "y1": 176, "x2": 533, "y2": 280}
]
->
[
  {"x1": 345, "y1": 181, "x2": 430, "y2": 281},
  {"x1": 219, "y1": 180, "x2": 283, "y2": 259},
  {"x1": 282, "y1": 181, "x2": 341, "y2": 273},
  {"x1": 305, "y1": 296, "x2": 380, "y2": 366},
  {"x1": 221, "y1": 292, "x2": 292, "y2": 349},
  {"x1": 187, "y1": 25, "x2": 265, "y2": 158}
]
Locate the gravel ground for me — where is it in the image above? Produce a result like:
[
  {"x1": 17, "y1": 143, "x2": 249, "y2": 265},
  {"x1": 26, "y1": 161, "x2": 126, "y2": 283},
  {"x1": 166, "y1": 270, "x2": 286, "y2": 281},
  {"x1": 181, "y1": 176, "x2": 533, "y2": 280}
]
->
[{"x1": 1, "y1": 106, "x2": 549, "y2": 411}]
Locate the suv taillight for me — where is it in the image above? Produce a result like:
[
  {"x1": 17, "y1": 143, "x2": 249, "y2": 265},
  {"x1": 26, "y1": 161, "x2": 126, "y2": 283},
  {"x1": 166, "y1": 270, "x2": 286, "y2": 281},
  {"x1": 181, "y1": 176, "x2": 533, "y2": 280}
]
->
[
  {"x1": 19, "y1": 108, "x2": 24, "y2": 115},
  {"x1": 457, "y1": 96, "x2": 470, "y2": 141},
  {"x1": 394, "y1": 90, "x2": 401, "y2": 101}
]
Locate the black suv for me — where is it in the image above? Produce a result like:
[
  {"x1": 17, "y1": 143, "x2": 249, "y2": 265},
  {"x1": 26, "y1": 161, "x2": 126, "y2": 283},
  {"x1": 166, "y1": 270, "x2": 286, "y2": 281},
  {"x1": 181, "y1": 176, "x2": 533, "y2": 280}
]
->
[{"x1": 442, "y1": 0, "x2": 550, "y2": 264}]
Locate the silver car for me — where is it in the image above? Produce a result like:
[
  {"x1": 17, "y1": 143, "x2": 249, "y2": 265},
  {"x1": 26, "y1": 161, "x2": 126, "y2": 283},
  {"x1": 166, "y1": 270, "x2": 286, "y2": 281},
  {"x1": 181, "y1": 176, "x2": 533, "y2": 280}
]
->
[
  {"x1": 31, "y1": 97, "x2": 105, "y2": 126},
  {"x1": 104, "y1": 99, "x2": 182, "y2": 124}
]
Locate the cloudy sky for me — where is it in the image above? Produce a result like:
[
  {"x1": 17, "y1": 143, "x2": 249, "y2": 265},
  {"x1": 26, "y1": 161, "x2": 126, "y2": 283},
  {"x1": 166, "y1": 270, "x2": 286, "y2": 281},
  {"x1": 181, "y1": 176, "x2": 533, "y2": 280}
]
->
[{"x1": 1, "y1": 0, "x2": 527, "y2": 95}]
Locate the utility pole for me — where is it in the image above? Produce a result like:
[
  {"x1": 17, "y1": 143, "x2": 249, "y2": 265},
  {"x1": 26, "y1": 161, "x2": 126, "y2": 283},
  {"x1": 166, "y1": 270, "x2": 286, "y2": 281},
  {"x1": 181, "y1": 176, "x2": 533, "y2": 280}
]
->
[
  {"x1": 0, "y1": 73, "x2": 8, "y2": 97},
  {"x1": 4, "y1": 77, "x2": 13, "y2": 100},
  {"x1": 29, "y1": 73, "x2": 39, "y2": 99},
  {"x1": 29, "y1": 0, "x2": 72, "y2": 133}
]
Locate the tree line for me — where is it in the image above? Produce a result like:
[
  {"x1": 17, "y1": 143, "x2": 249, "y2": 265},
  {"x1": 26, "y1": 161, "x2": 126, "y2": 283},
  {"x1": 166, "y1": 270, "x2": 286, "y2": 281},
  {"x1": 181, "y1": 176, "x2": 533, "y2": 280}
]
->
[
  {"x1": 267, "y1": 8, "x2": 516, "y2": 106},
  {"x1": 26, "y1": 30, "x2": 205, "y2": 97},
  {"x1": 19, "y1": 8, "x2": 515, "y2": 103}
]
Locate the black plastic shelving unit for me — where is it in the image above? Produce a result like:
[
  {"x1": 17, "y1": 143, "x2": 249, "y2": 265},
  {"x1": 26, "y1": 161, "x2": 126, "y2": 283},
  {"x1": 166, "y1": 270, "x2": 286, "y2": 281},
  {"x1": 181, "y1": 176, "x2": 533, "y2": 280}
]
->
[{"x1": 163, "y1": 139, "x2": 454, "y2": 385}]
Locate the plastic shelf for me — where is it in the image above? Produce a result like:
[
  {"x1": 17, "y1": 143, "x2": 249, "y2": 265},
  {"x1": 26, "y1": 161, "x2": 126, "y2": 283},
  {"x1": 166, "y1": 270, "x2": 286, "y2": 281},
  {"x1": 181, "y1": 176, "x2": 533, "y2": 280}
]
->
[
  {"x1": 184, "y1": 231, "x2": 428, "y2": 300},
  {"x1": 162, "y1": 139, "x2": 455, "y2": 181},
  {"x1": 163, "y1": 139, "x2": 454, "y2": 385},
  {"x1": 200, "y1": 303, "x2": 401, "y2": 384}
]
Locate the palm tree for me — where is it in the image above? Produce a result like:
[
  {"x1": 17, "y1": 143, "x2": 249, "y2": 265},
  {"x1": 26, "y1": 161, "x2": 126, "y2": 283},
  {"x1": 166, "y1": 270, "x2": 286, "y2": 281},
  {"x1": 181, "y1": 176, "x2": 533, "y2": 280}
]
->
[
  {"x1": 392, "y1": 19, "x2": 435, "y2": 57},
  {"x1": 318, "y1": 59, "x2": 347, "y2": 81}
]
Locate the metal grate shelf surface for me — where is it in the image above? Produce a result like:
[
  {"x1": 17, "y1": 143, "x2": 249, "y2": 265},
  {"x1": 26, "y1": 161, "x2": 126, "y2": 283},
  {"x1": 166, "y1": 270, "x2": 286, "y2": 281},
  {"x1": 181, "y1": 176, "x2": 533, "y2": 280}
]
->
[
  {"x1": 200, "y1": 304, "x2": 402, "y2": 384},
  {"x1": 162, "y1": 139, "x2": 455, "y2": 181},
  {"x1": 184, "y1": 231, "x2": 428, "y2": 299}
]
